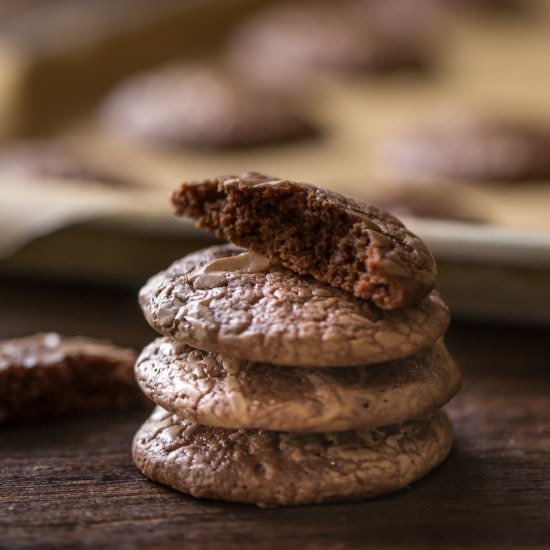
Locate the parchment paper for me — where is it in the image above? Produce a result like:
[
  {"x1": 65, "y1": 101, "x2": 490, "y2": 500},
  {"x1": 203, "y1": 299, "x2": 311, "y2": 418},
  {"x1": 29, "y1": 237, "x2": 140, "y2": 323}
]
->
[{"x1": 1, "y1": 0, "x2": 550, "y2": 269}]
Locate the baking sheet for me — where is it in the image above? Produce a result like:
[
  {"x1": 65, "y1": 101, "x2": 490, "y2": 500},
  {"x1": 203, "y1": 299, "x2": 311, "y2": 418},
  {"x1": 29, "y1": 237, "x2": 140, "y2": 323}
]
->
[
  {"x1": 2, "y1": 0, "x2": 550, "y2": 324},
  {"x1": 65, "y1": 0, "x2": 550, "y2": 229}
]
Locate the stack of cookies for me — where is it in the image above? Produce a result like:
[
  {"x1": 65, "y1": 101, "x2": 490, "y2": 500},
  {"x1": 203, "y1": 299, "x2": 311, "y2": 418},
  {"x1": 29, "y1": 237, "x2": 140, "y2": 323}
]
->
[{"x1": 133, "y1": 173, "x2": 460, "y2": 507}]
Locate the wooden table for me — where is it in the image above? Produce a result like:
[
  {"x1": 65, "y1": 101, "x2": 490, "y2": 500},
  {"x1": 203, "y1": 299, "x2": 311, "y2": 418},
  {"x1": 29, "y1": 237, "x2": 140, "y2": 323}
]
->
[{"x1": 1, "y1": 278, "x2": 549, "y2": 549}]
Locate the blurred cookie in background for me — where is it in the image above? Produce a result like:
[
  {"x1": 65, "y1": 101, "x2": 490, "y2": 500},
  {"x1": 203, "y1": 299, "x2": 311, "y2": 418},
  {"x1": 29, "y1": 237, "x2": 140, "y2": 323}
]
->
[
  {"x1": 100, "y1": 64, "x2": 319, "y2": 151},
  {"x1": 226, "y1": 0, "x2": 444, "y2": 86},
  {"x1": 385, "y1": 115, "x2": 550, "y2": 183},
  {"x1": 0, "y1": 141, "x2": 138, "y2": 187},
  {"x1": 0, "y1": 333, "x2": 146, "y2": 425},
  {"x1": 437, "y1": 0, "x2": 531, "y2": 16},
  {"x1": 0, "y1": 0, "x2": 274, "y2": 139},
  {"x1": 0, "y1": 0, "x2": 48, "y2": 19},
  {"x1": 352, "y1": 183, "x2": 486, "y2": 224}
]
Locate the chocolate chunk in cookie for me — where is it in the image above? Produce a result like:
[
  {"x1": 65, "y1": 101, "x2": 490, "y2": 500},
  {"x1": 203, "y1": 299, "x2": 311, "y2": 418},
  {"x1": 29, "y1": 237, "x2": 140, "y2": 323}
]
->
[
  {"x1": 139, "y1": 245, "x2": 448, "y2": 367},
  {"x1": 172, "y1": 173, "x2": 437, "y2": 309},
  {"x1": 101, "y1": 64, "x2": 317, "y2": 150},
  {"x1": 136, "y1": 338, "x2": 460, "y2": 432},
  {"x1": 388, "y1": 117, "x2": 550, "y2": 183},
  {"x1": 0, "y1": 333, "x2": 144, "y2": 424},
  {"x1": 133, "y1": 406, "x2": 453, "y2": 507}
]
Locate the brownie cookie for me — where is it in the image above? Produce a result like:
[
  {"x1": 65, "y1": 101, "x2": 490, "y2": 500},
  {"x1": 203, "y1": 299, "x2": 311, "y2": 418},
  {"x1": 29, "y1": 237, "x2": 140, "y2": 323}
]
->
[
  {"x1": 389, "y1": 117, "x2": 550, "y2": 182},
  {"x1": 441, "y1": 0, "x2": 525, "y2": 15},
  {"x1": 227, "y1": 0, "x2": 437, "y2": 84},
  {"x1": 0, "y1": 333, "x2": 144, "y2": 424},
  {"x1": 101, "y1": 65, "x2": 317, "y2": 150},
  {"x1": 133, "y1": 406, "x2": 453, "y2": 507},
  {"x1": 139, "y1": 245, "x2": 448, "y2": 367},
  {"x1": 136, "y1": 338, "x2": 460, "y2": 432},
  {"x1": 0, "y1": 141, "x2": 133, "y2": 187},
  {"x1": 357, "y1": 185, "x2": 485, "y2": 224},
  {"x1": 172, "y1": 173, "x2": 437, "y2": 309}
]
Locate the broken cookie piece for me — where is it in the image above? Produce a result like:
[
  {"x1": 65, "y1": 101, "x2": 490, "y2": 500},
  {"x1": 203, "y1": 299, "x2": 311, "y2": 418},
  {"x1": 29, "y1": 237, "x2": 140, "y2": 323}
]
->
[
  {"x1": 0, "y1": 333, "x2": 144, "y2": 424},
  {"x1": 172, "y1": 173, "x2": 437, "y2": 310}
]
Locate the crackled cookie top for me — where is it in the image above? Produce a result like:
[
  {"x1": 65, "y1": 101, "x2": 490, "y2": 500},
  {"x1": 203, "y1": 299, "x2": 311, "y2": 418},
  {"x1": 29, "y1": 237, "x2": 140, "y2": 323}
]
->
[
  {"x1": 133, "y1": 407, "x2": 453, "y2": 507},
  {"x1": 139, "y1": 245, "x2": 448, "y2": 367},
  {"x1": 101, "y1": 64, "x2": 316, "y2": 150},
  {"x1": 172, "y1": 173, "x2": 437, "y2": 309},
  {"x1": 0, "y1": 333, "x2": 143, "y2": 423},
  {"x1": 136, "y1": 338, "x2": 460, "y2": 432},
  {"x1": 389, "y1": 117, "x2": 550, "y2": 183}
]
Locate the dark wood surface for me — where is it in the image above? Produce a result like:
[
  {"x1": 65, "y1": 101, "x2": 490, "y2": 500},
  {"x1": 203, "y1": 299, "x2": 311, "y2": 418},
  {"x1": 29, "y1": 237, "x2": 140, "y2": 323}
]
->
[{"x1": 1, "y1": 278, "x2": 549, "y2": 549}]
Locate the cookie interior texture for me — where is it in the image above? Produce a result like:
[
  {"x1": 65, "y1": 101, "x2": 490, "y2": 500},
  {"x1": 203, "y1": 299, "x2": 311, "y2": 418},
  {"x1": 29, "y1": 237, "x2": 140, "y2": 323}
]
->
[
  {"x1": 172, "y1": 173, "x2": 436, "y2": 310},
  {"x1": 139, "y1": 244, "x2": 449, "y2": 367},
  {"x1": 136, "y1": 338, "x2": 460, "y2": 432},
  {"x1": 133, "y1": 407, "x2": 453, "y2": 507},
  {"x1": 0, "y1": 333, "x2": 143, "y2": 423}
]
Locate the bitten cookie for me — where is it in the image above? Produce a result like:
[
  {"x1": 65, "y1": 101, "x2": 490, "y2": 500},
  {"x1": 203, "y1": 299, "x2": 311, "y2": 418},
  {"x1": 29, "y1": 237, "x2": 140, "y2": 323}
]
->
[
  {"x1": 0, "y1": 333, "x2": 143, "y2": 424},
  {"x1": 139, "y1": 245, "x2": 449, "y2": 367},
  {"x1": 136, "y1": 338, "x2": 460, "y2": 432},
  {"x1": 133, "y1": 406, "x2": 453, "y2": 507},
  {"x1": 101, "y1": 64, "x2": 317, "y2": 150},
  {"x1": 388, "y1": 117, "x2": 550, "y2": 182},
  {"x1": 172, "y1": 173, "x2": 437, "y2": 309}
]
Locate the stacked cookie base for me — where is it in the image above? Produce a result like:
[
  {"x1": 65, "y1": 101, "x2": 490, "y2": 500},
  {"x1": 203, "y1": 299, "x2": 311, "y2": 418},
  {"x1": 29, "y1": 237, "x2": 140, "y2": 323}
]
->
[{"x1": 133, "y1": 245, "x2": 460, "y2": 507}]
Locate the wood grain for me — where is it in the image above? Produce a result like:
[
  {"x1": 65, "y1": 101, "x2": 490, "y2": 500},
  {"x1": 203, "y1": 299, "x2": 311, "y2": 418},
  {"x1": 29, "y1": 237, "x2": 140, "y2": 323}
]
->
[{"x1": 1, "y1": 279, "x2": 549, "y2": 548}]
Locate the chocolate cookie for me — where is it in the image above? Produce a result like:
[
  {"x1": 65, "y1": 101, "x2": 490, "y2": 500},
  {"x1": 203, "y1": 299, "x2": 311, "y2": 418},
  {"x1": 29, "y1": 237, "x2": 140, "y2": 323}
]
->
[
  {"x1": 133, "y1": 406, "x2": 453, "y2": 507},
  {"x1": 357, "y1": 185, "x2": 485, "y2": 223},
  {"x1": 172, "y1": 173, "x2": 437, "y2": 309},
  {"x1": 389, "y1": 117, "x2": 550, "y2": 182},
  {"x1": 0, "y1": 333, "x2": 143, "y2": 424},
  {"x1": 441, "y1": 0, "x2": 525, "y2": 15},
  {"x1": 136, "y1": 338, "x2": 460, "y2": 432},
  {"x1": 0, "y1": 141, "x2": 133, "y2": 187},
  {"x1": 139, "y1": 245, "x2": 449, "y2": 367},
  {"x1": 227, "y1": 0, "x2": 437, "y2": 84},
  {"x1": 101, "y1": 65, "x2": 316, "y2": 150}
]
